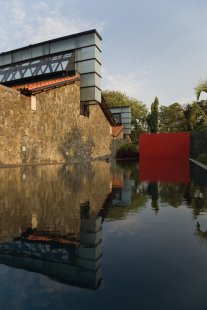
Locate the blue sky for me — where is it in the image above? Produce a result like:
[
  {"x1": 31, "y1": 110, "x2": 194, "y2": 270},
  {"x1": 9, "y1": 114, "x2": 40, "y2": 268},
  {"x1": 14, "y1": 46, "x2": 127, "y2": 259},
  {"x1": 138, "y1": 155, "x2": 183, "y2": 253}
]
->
[{"x1": 0, "y1": 0, "x2": 207, "y2": 107}]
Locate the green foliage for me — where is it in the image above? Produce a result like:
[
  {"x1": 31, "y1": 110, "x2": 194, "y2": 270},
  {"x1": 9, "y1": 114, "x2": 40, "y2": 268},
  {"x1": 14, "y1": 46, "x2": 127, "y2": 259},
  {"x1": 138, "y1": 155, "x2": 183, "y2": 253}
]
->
[
  {"x1": 195, "y1": 153, "x2": 207, "y2": 165},
  {"x1": 103, "y1": 87, "x2": 207, "y2": 139},
  {"x1": 159, "y1": 102, "x2": 187, "y2": 132},
  {"x1": 190, "y1": 129, "x2": 207, "y2": 158},
  {"x1": 146, "y1": 96, "x2": 159, "y2": 133},
  {"x1": 102, "y1": 90, "x2": 148, "y2": 142},
  {"x1": 183, "y1": 101, "x2": 207, "y2": 131},
  {"x1": 195, "y1": 80, "x2": 207, "y2": 100},
  {"x1": 116, "y1": 143, "x2": 139, "y2": 159}
]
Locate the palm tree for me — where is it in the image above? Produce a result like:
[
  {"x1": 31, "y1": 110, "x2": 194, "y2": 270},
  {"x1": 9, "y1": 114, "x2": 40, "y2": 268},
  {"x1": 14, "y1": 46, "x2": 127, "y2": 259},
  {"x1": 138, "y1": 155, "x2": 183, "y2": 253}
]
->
[
  {"x1": 194, "y1": 81, "x2": 207, "y2": 124},
  {"x1": 195, "y1": 80, "x2": 207, "y2": 100}
]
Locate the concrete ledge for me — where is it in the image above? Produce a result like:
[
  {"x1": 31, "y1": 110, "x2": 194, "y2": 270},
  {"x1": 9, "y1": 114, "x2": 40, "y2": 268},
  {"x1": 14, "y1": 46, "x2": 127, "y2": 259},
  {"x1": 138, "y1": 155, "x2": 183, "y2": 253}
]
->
[{"x1": 190, "y1": 158, "x2": 207, "y2": 171}]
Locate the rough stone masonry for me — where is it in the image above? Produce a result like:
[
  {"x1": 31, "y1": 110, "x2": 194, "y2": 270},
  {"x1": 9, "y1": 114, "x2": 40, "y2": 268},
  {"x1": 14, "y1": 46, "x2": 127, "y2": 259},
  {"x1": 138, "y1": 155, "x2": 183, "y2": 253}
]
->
[{"x1": 0, "y1": 80, "x2": 112, "y2": 165}]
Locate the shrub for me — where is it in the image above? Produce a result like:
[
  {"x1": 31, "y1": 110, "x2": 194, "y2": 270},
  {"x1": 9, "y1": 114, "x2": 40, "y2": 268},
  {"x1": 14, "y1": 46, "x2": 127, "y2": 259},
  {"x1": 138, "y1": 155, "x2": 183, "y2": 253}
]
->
[
  {"x1": 195, "y1": 153, "x2": 207, "y2": 165},
  {"x1": 191, "y1": 130, "x2": 207, "y2": 157},
  {"x1": 116, "y1": 143, "x2": 139, "y2": 159}
]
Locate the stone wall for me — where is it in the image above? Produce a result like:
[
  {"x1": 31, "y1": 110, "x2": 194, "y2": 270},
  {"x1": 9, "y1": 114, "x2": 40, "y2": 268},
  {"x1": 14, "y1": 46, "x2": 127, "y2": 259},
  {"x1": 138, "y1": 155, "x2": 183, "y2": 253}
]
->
[
  {"x1": 0, "y1": 82, "x2": 112, "y2": 164},
  {"x1": 111, "y1": 138, "x2": 129, "y2": 157}
]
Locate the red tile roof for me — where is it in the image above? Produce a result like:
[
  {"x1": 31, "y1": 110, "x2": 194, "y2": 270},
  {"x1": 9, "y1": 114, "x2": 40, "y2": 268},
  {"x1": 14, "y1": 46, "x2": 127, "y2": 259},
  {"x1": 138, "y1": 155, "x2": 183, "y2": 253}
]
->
[
  {"x1": 112, "y1": 125, "x2": 124, "y2": 137},
  {"x1": 112, "y1": 176, "x2": 123, "y2": 188},
  {"x1": 11, "y1": 74, "x2": 80, "y2": 95}
]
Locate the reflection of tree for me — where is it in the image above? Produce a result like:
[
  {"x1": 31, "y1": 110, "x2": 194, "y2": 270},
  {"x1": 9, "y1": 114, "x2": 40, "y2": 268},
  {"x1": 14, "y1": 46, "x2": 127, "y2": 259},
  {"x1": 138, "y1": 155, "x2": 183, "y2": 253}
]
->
[
  {"x1": 183, "y1": 182, "x2": 207, "y2": 218},
  {"x1": 159, "y1": 182, "x2": 207, "y2": 218},
  {"x1": 147, "y1": 183, "x2": 159, "y2": 214},
  {"x1": 192, "y1": 196, "x2": 206, "y2": 217},
  {"x1": 114, "y1": 160, "x2": 139, "y2": 182},
  {"x1": 159, "y1": 184, "x2": 187, "y2": 208},
  {"x1": 104, "y1": 161, "x2": 148, "y2": 221},
  {"x1": 188, "y1": 164, "x2": 207, "y2": 217},
  {"x1": 103, "y1": 160, "x2": 207, "y2": 221},
  {"x1": 195, "y1": 222, "x2": 207, "y2": 245},
  {"x1": 105, "y1": 192, "x2": 148, "y2": 221}
]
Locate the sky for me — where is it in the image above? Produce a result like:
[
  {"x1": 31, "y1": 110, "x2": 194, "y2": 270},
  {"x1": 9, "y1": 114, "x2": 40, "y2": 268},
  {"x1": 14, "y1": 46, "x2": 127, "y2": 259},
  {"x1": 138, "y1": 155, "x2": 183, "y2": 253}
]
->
[{"x1": 0, "y1": 0, "x2": 207, "y2": 107}]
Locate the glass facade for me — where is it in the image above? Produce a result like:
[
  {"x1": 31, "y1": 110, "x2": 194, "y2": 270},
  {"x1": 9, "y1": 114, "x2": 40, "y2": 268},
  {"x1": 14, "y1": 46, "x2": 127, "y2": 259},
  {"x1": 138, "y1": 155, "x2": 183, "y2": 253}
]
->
[
  {"x1": 113, "y1": 113, "x2": 122, "y2": 124},
  {"x1": 110, "y1": 107, "x2": 132, "y2": 134},
  {"x1": 0, "y1": 30, "x2": 102, "y2": 102},
  {"x1": 0, "y1": 51, "x2": 75, "y2": 83}
]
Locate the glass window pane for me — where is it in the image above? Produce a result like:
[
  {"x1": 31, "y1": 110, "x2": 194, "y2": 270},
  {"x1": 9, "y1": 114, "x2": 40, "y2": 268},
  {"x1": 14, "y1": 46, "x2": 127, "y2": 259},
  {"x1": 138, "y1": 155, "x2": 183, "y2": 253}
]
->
[{"x1": 13, "y1": 52, "x2": 22, "y2": 62}]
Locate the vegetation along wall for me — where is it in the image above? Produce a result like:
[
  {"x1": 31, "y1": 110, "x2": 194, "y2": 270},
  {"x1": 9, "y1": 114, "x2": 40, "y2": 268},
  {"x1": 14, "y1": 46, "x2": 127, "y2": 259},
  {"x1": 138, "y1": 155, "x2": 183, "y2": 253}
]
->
[
  {"x1": 190, "y1": 129, "x2": 207, "y2": 158},
  {"x1": 0, "y1": 83, "x2": 112, "y2": 165}
]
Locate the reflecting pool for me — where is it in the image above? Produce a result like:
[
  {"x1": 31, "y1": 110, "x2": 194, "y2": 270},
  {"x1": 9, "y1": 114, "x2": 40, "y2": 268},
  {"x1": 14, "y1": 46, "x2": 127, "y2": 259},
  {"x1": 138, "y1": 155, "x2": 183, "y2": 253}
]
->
[{"x1": 0, "y1": 160, "x2": 207, "y2": 310}]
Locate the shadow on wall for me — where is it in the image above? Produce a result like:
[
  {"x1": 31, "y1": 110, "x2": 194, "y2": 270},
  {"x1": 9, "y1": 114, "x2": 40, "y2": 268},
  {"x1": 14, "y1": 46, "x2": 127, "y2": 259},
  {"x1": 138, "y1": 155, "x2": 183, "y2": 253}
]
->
[{"x1": 60, "y1": 125, "x2": 95, "y2": 163}]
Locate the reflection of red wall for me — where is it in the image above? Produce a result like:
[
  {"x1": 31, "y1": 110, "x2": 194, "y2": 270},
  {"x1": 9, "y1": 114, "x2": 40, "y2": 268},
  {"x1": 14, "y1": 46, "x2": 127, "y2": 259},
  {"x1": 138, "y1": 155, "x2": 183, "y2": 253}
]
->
[
  {"x1": 140, "y1": 132, "x2": 190, "y2": 159},
  {"x1": 140, "y1": 158, "x2": 190, "y2": 183}
]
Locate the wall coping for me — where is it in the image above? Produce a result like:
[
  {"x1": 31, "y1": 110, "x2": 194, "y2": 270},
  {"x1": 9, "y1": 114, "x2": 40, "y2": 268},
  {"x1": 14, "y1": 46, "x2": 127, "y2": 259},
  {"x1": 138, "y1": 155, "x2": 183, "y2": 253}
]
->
[
  {"x1": 190, "y1": 158, "x2": 207, "y2": 171},
  {"x1": 0, "y1": 83, "x2": 26, "y2": 97}
]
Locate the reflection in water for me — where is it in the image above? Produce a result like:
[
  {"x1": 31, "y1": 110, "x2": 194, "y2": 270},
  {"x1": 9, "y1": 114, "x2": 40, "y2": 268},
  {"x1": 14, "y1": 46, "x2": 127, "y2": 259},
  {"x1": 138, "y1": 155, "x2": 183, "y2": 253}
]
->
[
  {"x1": 0, "y1": 216, "x2": 102, "y2": 289},
  {"x1": 0, "y1": 160, "x2": 207, "y2": 309},
  {"x1": 0, "y1": 162, "x2": 112, "y2": 289},
  {"x1": 111, "y1": 176, "x2": 132, "y2": 206},
  {"x1": 140, "y1": 158, "x2": 190, "y2": 183},
  {"x1": 147, "y1": 182, "x2": 159, "y2": 214},
  {"x1": 195, "y1": 222, "x2": 207, "y2": 244}
]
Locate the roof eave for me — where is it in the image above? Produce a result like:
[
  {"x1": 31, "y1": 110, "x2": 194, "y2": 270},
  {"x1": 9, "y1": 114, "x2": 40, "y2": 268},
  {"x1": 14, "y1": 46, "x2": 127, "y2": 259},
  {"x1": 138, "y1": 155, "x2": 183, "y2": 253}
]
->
[{"x1": 17, "y1": 76, "x2": 80, "y2": 96}]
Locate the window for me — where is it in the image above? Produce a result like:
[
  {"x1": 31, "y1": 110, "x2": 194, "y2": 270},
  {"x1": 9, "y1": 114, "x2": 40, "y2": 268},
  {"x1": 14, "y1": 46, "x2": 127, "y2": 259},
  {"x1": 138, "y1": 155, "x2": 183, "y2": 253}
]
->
[
  {"x1": 113, "y1": 113, "x2": 122, "y2": 124},
  {"x1": 80, "y1": 102, "x2": 89, "y2": 117}
]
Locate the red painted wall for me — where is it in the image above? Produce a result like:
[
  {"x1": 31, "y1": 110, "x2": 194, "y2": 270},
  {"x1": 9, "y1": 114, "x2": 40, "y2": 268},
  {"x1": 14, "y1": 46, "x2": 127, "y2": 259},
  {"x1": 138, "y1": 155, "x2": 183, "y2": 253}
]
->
[
  {"x1": 139, "y1": 132, "x2": 190, "y2": 159},
  {"x1": 139, "y1": 132, "x2": 190, "y2": 183}
]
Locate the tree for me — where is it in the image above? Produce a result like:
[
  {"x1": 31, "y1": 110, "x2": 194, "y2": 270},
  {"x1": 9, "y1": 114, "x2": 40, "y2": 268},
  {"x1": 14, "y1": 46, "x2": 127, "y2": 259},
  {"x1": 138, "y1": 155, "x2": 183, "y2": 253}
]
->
[
  {"x1": 183, "y1": 101, "x2": 207, "y2": 131},
  {"x1": 159, "y1": 102, "x2": 187, "y2": 132},
  {"x1": 194, "y1": 80, "x2": 207, "y2": 125},
  {"x1": 146, "y1": 97, "x2": 159, "y2": 133},
  {"x1": 183, "y1": 104, "x2": 194, "y2": 131},
  {"x1": 102, "y1": 90, "x2": 148, "y2": 142},
  {"x1": 195, "y1": 80, "x2": 207, "y2": 100}
]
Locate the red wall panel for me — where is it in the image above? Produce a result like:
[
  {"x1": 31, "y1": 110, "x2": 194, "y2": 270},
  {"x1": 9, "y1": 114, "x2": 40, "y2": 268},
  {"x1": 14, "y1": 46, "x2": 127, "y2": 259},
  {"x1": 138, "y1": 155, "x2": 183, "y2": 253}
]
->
[
  {"x1": 139, "y1": 132, "x2": 190, "y2": 159},
  {"x1": 139, "y1": 132, "x2": 190, "y2": 183}
]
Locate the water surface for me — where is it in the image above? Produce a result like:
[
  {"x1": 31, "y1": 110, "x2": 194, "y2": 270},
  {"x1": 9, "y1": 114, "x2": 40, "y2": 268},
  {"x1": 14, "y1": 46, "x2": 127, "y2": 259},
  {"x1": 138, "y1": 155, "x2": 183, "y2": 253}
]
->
[{"x1": 0, "y1": 160, "x2": 207, "y2": 310}]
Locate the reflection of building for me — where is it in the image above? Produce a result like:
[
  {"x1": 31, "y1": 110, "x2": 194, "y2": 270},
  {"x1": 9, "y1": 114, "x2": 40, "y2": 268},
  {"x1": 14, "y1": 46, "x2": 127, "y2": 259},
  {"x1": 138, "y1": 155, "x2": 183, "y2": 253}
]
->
[
  {"x1": 0, "y1": 162, "x2": 112, "y2": 289},
  {"x1": 0, "y1": 214, "x2": 103, "y2": 289},
  {"x1": 112, "y1": 179, "x2": 132, "y2": 206},
  {"x1": 111, "y1": 175, "x2": 132, "y2": 206}
]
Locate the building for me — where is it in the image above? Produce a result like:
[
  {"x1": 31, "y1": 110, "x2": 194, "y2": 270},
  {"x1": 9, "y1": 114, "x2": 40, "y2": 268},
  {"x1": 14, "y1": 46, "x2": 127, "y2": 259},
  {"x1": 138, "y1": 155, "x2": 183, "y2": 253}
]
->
[
  {"x1": 0, "y1": 29, "x2": 128, "y2": 165},
  {"x1": 110, "y1": 106, "x2": 132, "y2": 136},
  {"x1": 0, "y1": 29, "x2": 102, "y2": 104}
]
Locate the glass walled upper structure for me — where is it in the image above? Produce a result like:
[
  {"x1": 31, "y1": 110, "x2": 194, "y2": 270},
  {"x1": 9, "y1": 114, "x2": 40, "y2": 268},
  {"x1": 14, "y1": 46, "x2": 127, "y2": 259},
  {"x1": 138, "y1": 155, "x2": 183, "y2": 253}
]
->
[
  {"x1": 110, "y1": 106, "x2": 132, "y2": 135},
  {"x1": 0, "y1": 52, "x2": 75, "y2": 83},
  {"x1": 0, "y1": 29, "x2": 102, "y2": 103}
]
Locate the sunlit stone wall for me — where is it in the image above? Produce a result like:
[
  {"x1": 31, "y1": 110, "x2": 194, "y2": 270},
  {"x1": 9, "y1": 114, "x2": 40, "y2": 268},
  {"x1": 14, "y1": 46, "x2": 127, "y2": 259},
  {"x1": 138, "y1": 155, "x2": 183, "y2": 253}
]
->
[{"x1": 0, "y1": 82, "x2": 112, "y2": 165}]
